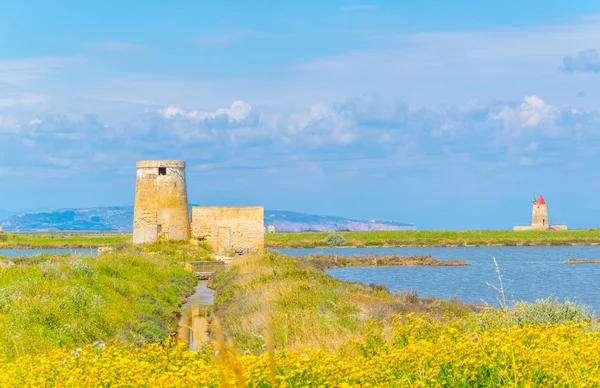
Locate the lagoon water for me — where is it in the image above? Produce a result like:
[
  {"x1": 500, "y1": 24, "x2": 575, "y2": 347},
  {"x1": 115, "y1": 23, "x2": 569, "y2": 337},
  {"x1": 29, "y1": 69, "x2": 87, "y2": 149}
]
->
[
  {"x1": 0, "y1": 248, "x2": 98, "y2": 257},
  {"x1": 278, "y1": 246, "x2": 600, "y2": 313}
]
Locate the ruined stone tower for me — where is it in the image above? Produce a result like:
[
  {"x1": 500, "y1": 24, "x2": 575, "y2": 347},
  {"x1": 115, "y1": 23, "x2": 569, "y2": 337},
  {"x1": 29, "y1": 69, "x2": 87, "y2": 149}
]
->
[
  {"x1": 133, "y1": 160, "x2": 191, "y2": 244},
  {"x1": 531, "y1": 195, "x2": 548, "y2": 228}
]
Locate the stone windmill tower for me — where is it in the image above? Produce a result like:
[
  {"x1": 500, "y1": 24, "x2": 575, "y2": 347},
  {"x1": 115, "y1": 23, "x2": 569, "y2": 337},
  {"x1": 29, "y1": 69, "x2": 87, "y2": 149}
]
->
[
  {"x1": 133, "y1": 160, "x2": 191, "y2": 244},
  {"x1": 531, "y1": 194, "x2": 548, "y2": 228}
]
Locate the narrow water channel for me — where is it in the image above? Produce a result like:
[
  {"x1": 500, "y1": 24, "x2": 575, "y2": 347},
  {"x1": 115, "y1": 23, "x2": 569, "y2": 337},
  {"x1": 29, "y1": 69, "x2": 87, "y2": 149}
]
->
[{"x1": 177, "y1": 280, "x2": 214, "y2": 350}]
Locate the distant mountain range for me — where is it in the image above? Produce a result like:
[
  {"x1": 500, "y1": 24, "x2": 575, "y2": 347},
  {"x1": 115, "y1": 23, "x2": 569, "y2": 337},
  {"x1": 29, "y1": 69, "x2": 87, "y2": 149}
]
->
[{"x1": 0, "y1": 207, "x2": 416, "y2": 232}]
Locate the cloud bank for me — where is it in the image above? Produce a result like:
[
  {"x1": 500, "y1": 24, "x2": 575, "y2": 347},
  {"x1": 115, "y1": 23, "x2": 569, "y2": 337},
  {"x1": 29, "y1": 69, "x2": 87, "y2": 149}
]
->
[
  {"x1": 562, "y1": 49, "x2": 600, "y2": 74},
  {"x1": 1, "y1": 94, "x2": 598, "y2": 180}
]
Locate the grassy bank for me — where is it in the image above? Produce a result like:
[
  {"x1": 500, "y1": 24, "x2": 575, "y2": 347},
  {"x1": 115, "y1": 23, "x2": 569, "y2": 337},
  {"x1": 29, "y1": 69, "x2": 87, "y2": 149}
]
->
[
  {"x1": 266, "y1": 229, "x2": 600, "y2": 248},
  {"x1": 0, "y1": 242, "x2": 203, "y2": 360},
  {"x1": 3, "y1": 251, "x2": 600, "y2": 387},
  {"x1": 0, "y1": 232, "x2": 131, "y2": 249},
  {"x1": 209, "y1": 252, "x2": 478, "y2": 353}
]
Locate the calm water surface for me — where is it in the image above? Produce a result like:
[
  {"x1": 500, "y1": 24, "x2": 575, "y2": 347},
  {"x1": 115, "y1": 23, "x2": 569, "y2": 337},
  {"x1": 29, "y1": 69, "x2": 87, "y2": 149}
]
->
[
  {"x1": 178, "y1": 281, "x2": 214, "y2": 350},
  {"x1": 0, "y1": 248, "x2": 98, "y2": 257},
  {"x1": 278, "y1": 246, "x2": 600, "y2": 313}
]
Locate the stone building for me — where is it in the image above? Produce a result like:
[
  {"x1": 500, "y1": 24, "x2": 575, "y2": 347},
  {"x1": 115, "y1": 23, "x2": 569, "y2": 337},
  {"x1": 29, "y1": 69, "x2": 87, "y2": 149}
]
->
[
  {"x1": 267, "y1": 224, "x2": 276, "y2": 234},
  {"x1": 514, "y1": 195, "x2": 567, "y2": 231},
  {"x1": 191, "y1": 206, "x2": 264, "y2": 254},
  {"x1": 133, "y1": 160, "x2": 191, "y2": 244}
]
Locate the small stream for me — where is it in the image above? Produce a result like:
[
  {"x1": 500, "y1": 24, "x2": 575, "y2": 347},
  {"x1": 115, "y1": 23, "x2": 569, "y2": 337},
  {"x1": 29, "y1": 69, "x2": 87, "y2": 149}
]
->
[{"x1": 177, "y1": 281, "x2": 214, "y2": 350}]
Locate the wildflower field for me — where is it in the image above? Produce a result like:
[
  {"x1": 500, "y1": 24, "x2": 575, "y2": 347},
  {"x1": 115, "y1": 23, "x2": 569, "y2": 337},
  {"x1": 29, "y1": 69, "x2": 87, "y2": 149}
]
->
[
  {"x1": 2, "y1": 243, "x2": 600, "y2": 387},
  {"x1": 2, "y1": 314, "x2": 600, "y2": 387}
]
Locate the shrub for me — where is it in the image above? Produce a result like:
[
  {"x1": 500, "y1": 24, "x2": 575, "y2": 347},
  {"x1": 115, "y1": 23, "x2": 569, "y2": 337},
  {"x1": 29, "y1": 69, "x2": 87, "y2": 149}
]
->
[
  {"x1": 510, "y1": 296, "x2": 591, "y2": 326},
  {"x1": 325, "y1": 234, "x2": 347, "y2": 246},
  {"x1": 0, "y1": 233, "x2": 7, "y2": 242}
]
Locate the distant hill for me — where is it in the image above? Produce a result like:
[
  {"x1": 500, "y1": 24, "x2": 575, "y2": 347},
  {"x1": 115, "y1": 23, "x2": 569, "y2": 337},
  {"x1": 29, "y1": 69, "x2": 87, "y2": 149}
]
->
[
  {"x1": 265, "y1": 210, "x2": 415, "y2": 232},
  {"x1": 0, "y1": 207, "x2": 416, "y2": 232}
]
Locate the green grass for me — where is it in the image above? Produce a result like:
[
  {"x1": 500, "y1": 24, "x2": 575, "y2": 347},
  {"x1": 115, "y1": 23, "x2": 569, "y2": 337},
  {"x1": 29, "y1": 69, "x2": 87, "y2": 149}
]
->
[
  {"x1": 0, "y1": 242, "x2": 202, "y2": 360},
  {"x1": 266, "y1": 229, "x2": 600, "y2": 248},
  {"x1": 0, "y1": 232, "x2": 131, "y2": 249},
  {"x1": 209, "y1": 252, "x2": 478, "y2": 353}
]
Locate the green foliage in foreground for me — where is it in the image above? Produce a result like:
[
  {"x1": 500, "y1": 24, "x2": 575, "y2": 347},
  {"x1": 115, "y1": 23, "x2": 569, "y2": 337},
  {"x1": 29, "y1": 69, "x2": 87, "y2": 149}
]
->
[
  {"x1": 509, "y1": 296, "x2": 593, "y2": 326},
  {"x1": 0, "y1": 232, "x2": 131, "y2": 249},
  {"x1": 266, "y1": 229, "x2": 600, "y2": 248},
  {"x1": 0, "y1": 244, "x2": 198, "y2": 360}
]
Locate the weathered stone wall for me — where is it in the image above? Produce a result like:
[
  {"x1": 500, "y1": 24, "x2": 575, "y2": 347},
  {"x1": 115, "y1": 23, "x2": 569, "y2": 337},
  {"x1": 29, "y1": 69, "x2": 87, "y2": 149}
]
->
[
  {"x1": 133, "y1": 160, "x2": 190, "y2": 244},
  {"x1": 513, "y1": 225, "x2": 568, "y2": 231},
  {"x1": 550, "y1": 225, "x2": 568, "y2": 231},
  {"x1": 191, "y1": 206, "x2": 264, "y2": 254},
  {"x1": 514, "y1": 226, "x2": 545, "y2": 231},
  {"x1": 532, "y1": 204, "x2": 549, "y2": 228}
]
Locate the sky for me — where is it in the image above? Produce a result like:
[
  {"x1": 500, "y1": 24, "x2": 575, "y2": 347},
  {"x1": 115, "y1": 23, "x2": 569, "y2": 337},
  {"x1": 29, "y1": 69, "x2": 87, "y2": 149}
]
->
[{"x1": 2, "y1": 0, "x2": 600, "y2": 229}]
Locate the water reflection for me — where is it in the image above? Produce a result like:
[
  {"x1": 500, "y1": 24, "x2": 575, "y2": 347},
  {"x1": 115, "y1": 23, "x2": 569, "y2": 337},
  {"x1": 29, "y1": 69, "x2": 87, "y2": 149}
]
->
[{"x1": 178, "y1": 281, "x2": 214, "y2": 350}]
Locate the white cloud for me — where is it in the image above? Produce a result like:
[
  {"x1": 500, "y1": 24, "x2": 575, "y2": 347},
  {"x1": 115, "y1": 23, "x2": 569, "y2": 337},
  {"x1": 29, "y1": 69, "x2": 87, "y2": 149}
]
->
[
  {"x1": 5, "y1": 94, "x2": 600, "y2": 180},
  {"x1": 159, "y1": 100, "x2": 253, "y2": 123},
  {"x1": 491, "y1": 95, "x2": 560, "y2": 136},
  {"x1": 158, "y1": 105, "x2": 186, "y2": 118},
  {"x1": 188, "y1": 100, "x2": 252, "y2": 122}
]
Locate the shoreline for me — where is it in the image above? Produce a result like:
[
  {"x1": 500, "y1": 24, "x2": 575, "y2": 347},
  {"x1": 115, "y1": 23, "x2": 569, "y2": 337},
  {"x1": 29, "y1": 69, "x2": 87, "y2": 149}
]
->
[
  {"x1": 3, "y1": 241, "x2": 600, "y2": 250},
  {"x1": 269, "y1": 242, "x2": 600, "y2": 249},
  {"x1": 564, "y1": 258, "x2": 600, "y2": 264},
  {"x1": 301, "y1": 254, "x2": 470, "y2": 269},
  {"x1": 0, "y1": 244, "x2": 105, "y2": 250}
]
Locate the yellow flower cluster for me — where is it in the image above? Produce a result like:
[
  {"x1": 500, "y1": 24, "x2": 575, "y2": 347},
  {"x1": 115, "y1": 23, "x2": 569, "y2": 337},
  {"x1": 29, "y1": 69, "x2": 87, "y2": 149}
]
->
[{"x1": 2, "y1": 313, "x2": 600, "y2": 387}]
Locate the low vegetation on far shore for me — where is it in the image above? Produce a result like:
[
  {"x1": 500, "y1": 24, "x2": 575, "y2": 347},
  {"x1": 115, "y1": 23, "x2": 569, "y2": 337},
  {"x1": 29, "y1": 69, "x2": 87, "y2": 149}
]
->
[
  {"x1": 0, "y1": 231, "x2": 131, "y2": 249},
  {"x1": 266, "y1": 229, "x2": 600, "y2": 248},
  {"x1": 4, "y1": 228, "x2": 600, "y2": 250},
  {"x1": 305, "y1": 253, "x2": 469, "y2": 269}
]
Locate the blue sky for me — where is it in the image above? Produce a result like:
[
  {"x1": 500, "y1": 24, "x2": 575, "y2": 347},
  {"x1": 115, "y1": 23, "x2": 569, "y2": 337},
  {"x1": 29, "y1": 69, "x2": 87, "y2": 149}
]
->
[{"x1": 2, "y1": 0, "x2": 600, "y2": 229}]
